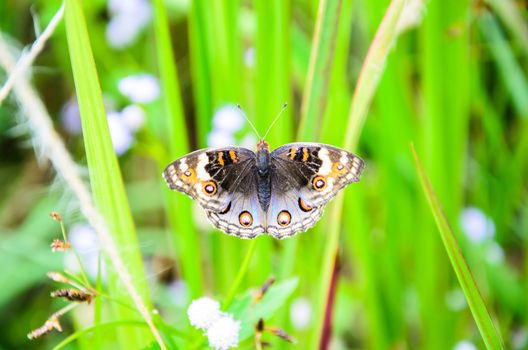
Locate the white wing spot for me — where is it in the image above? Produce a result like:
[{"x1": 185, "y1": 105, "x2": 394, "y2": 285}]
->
[
  {"x1": 196, "y1": 153, "x2": 210, "y2": 180},
  {"x1": 179, "y1": 158, "x2": 188, "y2": 171},
  {"x1": 318, "y1": 148, "x2": 332, "y2": 175},
  {"x1": 339, "y1": 151, "x2": 348, "y2": 165}
]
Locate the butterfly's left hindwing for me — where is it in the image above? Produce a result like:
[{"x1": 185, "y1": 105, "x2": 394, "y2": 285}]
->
[{"x1": 267, "y1": 143, "x2": 364, "y2": 238}]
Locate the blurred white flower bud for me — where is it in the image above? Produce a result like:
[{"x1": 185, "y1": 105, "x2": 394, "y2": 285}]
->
[
  {"x1": 187, "y1": 297, "x2": 222, "y2": 330},
  {"x1": 206, "y1": 314, "x2": 241, "y2": 350}
]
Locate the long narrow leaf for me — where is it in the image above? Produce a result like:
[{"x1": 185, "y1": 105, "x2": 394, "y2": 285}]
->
[
  {"x1": 411, "y1": 144, "x2": 505, "y2": 350},
  {"x1": 64, "y1": 0, "x2": 158, "y2": 347}
]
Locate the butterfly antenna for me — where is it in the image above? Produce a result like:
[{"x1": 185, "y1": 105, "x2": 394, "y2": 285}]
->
[
  {"x1": 237, "y1": 104, "x2": 261, "y2": 139},
  {"x1": 262, "y1": 103, "x2": 288, "y2": 140}
]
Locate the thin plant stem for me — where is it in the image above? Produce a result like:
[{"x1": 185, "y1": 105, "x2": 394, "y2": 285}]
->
[{"x1": 223, "y1": 239, "x2": 259, "y2": 309}]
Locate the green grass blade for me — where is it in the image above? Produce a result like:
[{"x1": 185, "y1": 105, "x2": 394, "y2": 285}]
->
[
  {"x1": 152, "y1": 0, "x2": 203, "y2": 298},
  {"x1": 311, "y1": 0, "x2": 407, "y2": 348},
  {"x1": 64, "y1": 0, "x2": 155, "y2": 347},
  {"x1": 411, "y1": 144, "x2": 505, "y2": 350},
  {"x1": 297, "y1": 0, "x2": 343, "y2": 141},
  {"x1": 480, "y1": 11, "x2": 528, "y2": 119}
]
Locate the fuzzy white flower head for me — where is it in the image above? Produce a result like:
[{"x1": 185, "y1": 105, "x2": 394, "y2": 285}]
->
[
  {"x1": 118, "y1": 74, "x2": 160, "y2": 103},
  {"x1": 187, "y1": 297, "x2": 222, "y2": 330},
  {"x1": 460, "y1": 207, "x2": 495, "y2": 244},
  {"x1": 290, "y1": 297, "x2": 312, "y2": 330},
  {"x1": 206, "y1": 314, "x2": 241, "y2": 350},
  {"x1": 212, "y1": 105, "x2": 244, "y2": 133},
  {"x1": 107, "y1": 112, "x2": 134, "y2": 155},
  {"x1": 208, "y1": 130, "x2": 235, "y2": 147},
  {"x1": 121, "y1": 104, "x2": 146, "y2": 132},
  {"x1": 453, "y1": 340, "x2": 477, "y2": 350}
]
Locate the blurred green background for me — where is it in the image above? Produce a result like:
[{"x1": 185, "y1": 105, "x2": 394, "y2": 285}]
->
[{"x1": 0, "y1": 0, "x2": 527, "y2": 349}]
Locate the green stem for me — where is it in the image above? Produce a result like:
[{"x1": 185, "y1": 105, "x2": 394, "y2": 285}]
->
[{"x1": 223, "y1": 239, "x2": 259, "y2": 309}]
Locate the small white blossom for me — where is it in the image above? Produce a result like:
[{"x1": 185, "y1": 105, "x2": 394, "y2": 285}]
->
[
  {"x1": 244, "y1": 47, "x2": 255, "y2": 67},
  {"x1": 460, "y1": 207, "x2": 495, "y2": 244},
  {"x1": 290, "y1": 297, "x2": 312, "y2": 330},
  {"x1": 206, "y1": 314, "x2": 241, "y2": 350},
  {"x1": 453, "y1": 340, "x2": 477, "y2": 350},
  {"x1": 168, "y1": 280, "x2": 189, "y2": 308},
  {"x1": 212, "y1": 105, "x2": 244, "y2": 133},
  {"x1": 187, "y1": 297, "x2": 222, "y2": 330},
  {"x1": 107, "y1": 112, "x2": 134, "y2": 155},
  {"x1": 118, "y1": 74, "x2": 160, "y2": 103},
  {"x1": 240, "y1": 133, "x2": 257, "y2": 149},
  {"x1": 64, "y1": 224, "x2": 106, "y2": 281},
  {"x1": 60, "y1": 98, "x2": 82, "y2": 135},
  {"x1": 445, "y1": 288, "x2": 466, "y2": 311},
  {"x1": 207, "y1": 130, "x2": 235, "y2": 147},
  {"x1": 121, "y1": 104, "x2": 145, "y2": 132},
  {"x1": 512, "y1": 327, "x2": 528, "y2": 349},
  {"x1": 486, "y1": 242, "x2": 505, "y2": 264},
  {"x1": 106, "y1": 0, "x2": 152, "y2": 49}
]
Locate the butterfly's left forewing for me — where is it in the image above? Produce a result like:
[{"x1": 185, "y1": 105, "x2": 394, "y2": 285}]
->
[
  {"x1": 163, "y1": 147, "x2": 266, "y2": 238},
  {"x1": 267, "y1": 143, "x2": 364, "y2": 238}
]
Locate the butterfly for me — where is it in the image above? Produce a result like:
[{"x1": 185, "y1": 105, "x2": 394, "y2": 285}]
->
[{"x1": 163, "y1": 139, "x2": 364, "y2": 239}]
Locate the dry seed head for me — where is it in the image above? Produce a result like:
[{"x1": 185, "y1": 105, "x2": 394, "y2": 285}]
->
[
  {"x1": 50, "y1": 211, "x2": 62, "y2": 221},
  {"x1": 27, "y1": 315, "x2": 62, "y2": 339},
  {"x1": 47, "y1": 272, "x2": 71, "y2": 284},
  {"x1": 51, "y1": 239, "x2": 71, "y2": 252},
  {"x1": 51, "y1": 288, "x2": 93, "y2": 303}
]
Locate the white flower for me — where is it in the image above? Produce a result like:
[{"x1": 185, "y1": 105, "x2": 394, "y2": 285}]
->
[
  {"x1": 290, "y1": 297, "x2": 312, "y2": 330},
  {"x1": 168, "y1": 280, "x2": 189, "y2": 308},
  {"x1": 118, "y1": 74, "x2": 160, "y2": 103},
  {"x1": 486, "y1": 242, "x2": 505, "y2": 264},
  {"x1": 453, "y1": 340, "x2": 477, "y2": 350},
  {"x1": 445, "y1": 288, "x2": 466, "y2": 311},
  {"x1": 207, "y1": 130, "x2": 235, "y2": 147},
  {"x1": 187, "y1": 297, "x2": 222, "y2": 330},
  {"x1": 240, "y1": 133, "x2": 257, "y2": 149},
  {"x1": 60, "y1": 98, "x2": 82, "y2": 135},
  {"x1": 121, "y1": 104, "x2": 145, "y2": 132},
  {"x1": 212, "y1": 105, "x2": 244, "y2": 133},
  {"x1": 244, "y1": 47, "x2": 255, "y2": 67},
  {"x1": 460, "y1": 207, "x2": 495, "y2": 244},
  {"x1": 64, "y1": 224, "x2": 106, "y2": 280},
  {"x1": 106, "y1": 0, "x2": 152, "y2": 49},
  {"x1": 107, "y1": 112, "x2": 134, "y2": 155},
  {"x1": 512, "y1": 327, "x2": 528, "y2": 349},
  {"x1": 206, "y1": 314, "x2": 241, "y2": 350}
]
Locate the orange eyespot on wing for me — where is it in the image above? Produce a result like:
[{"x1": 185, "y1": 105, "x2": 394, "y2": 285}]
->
[
  {"x1": 332, "y1": 162, "x2": 346, "y2": 174},
  {"x1": 312, "y1": 176, "x2": 327, "y2": 191},
  {"x1": 202, "y1": 181, "x2": 217, "y2": 195},
  {"x1": 277, "y1": 211, "x2": 292, "y2": 226},
  {"x1": 298, "y1": 198, "x2": 313, "y2": 212},
  {"x1": 239, "y1": 211, "x2": 253, "y2": 227}
]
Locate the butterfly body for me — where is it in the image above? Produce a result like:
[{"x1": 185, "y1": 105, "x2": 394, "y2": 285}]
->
[{"x1": 163, "y1": 140, "x2": 364, "y2": 239}]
